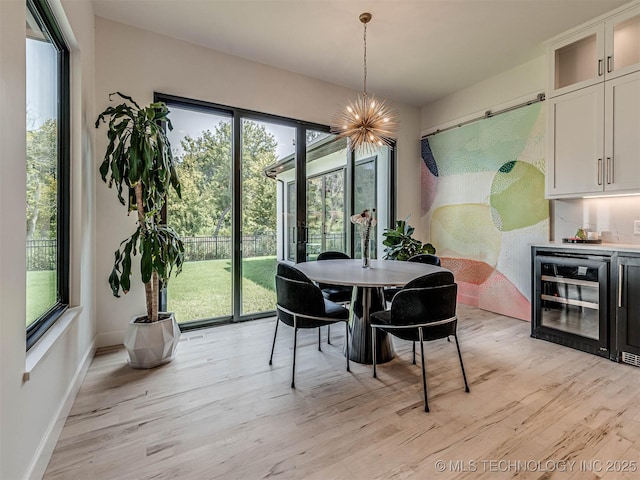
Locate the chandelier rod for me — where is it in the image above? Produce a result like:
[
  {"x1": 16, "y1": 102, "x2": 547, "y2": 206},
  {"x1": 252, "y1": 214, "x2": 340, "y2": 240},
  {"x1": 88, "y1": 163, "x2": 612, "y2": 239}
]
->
[
  {"x1": 363, "y1": 16, "x2": 367, "y2": 95},
  {"x1": 359, "y1": 12, "x2": 371, "y2": 97}
]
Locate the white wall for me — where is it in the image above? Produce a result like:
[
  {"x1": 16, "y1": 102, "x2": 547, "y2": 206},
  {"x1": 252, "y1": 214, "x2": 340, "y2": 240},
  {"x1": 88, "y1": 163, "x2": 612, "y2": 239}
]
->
[
  {"x1": 94, "y1": 18, "x2": 422, "y2": 347},
  {"x1": 421, "y1": 55, "x2": 545, "y2": 134},
  {"x1": 0, "y1": 0, "x2": 96, "y2": 479}
]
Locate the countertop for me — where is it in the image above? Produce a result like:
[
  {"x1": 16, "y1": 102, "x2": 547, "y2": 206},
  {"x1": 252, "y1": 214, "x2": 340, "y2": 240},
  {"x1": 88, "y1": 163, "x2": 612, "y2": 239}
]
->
[{"x1": 532, "y1": 242, "x2": 640, "y2": 253}]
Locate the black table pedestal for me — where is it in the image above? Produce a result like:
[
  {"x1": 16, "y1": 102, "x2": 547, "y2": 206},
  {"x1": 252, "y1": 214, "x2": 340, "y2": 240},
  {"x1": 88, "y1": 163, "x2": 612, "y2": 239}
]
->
[{"x1": 345, "y1": 286, "x2": 395, "y2": 364}]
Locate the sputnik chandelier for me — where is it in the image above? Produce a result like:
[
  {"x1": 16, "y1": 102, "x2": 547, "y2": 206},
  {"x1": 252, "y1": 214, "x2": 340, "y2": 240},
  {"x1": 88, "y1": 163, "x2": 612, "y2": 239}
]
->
[{"x1": 331, "y1": 12, "x2": 398, "y2": 152}]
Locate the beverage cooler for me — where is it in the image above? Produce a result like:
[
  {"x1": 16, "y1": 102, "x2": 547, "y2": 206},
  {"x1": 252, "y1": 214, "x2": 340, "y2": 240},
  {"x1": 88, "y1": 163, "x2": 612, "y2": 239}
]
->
[{"x1": 532, "y1": 250, "x2": 613, "y2": 359}]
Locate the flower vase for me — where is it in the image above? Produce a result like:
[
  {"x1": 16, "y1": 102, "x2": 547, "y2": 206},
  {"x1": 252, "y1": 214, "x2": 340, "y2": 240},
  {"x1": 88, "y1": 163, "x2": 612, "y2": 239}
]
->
[{"x1": 361, "y1": 235, "x2": 371, "y2": 268}]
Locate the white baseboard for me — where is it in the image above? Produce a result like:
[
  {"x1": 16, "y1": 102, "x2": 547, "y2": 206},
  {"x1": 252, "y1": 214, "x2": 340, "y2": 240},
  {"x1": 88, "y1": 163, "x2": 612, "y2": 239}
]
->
[
  {"x1": 26, "y1": 339, "x2": 96, "y2": 480},
  {"x1": 95, "y1": 330, "x2": 125, "y2": 349}
]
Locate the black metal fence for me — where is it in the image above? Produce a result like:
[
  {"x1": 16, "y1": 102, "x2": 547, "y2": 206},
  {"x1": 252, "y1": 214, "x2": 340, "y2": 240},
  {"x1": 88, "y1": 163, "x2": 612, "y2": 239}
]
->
[
  {"x1": 27, "y1": 231, "x2": 347, "y2": 270},
  {"x1": 180, "y1": 232, "x2": 277, "y2": 261},
  {"x1": 27, "y1": 239, "x2": 57, "y2": 271}
]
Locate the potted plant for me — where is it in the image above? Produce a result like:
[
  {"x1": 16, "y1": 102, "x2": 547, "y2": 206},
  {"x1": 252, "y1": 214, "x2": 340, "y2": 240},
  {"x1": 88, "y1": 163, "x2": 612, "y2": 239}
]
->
[
  {"x1": 96, "y1": 92, "x2": 184, "y2": 368},
  {"x1": 382, "y1": 216, "x2": 435, "y2": 260}
]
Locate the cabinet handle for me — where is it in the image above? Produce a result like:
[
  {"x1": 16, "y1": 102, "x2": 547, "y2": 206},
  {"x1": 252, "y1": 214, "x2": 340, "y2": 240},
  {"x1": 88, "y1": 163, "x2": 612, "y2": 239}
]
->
[
  {"x1": 606, "y1": 157, "x2": 612, "y2": 184},
  {"x1": 598, "y1": 158, "x2": 603, "y2": 185},
  {"x1": 598, "y1": 59, "x2": 604, "y2": 76},
  {"x1": 619, "y1": 263, "x2": 624, "y2": 308},
  {"x1": 607, "y1": 55, "x2": 613, "y2": 73}
]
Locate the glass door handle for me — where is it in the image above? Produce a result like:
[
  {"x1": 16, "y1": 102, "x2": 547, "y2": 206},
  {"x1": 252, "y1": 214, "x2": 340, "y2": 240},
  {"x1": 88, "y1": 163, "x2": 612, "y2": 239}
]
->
[{"x1": 298, "y1": 225, "x2": 308, "y2": 243}]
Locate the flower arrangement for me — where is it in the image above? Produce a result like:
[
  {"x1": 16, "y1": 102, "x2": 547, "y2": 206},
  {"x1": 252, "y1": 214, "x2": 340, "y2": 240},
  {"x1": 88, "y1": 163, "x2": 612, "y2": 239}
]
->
[{"x1": 351, "y1": 208, "x2": 377, "y2": 267}]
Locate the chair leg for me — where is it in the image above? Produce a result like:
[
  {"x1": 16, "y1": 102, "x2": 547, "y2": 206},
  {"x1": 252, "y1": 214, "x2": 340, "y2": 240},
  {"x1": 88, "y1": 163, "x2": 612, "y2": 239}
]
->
[
  {"x1": 345, "y1": 321, "x2": 350, "y2": 372},
  {"x1": 318, "y1": 327, "x2": 322, "y2": 352},
  {"x1": 412, "y1": 341, "x2": 416, "y2": 364},
  {"x1": 327, "y1": 324, "x2": 331, "y2": 345},
  {"x1": 454, "y1": 333, "x2": 470, "y2": 393},
  {"x1": 372, "y1": 326, "x2": 377, "y2": 378},
  {"x1": 419, "y1": 329, "x2": 429, "y2": 413},
  {"x1": 291, "y1": 324, "x2": 298, "y2": 389},
  {"x1": 269, "y1": 318, "x2": 279, "y2": 365}
]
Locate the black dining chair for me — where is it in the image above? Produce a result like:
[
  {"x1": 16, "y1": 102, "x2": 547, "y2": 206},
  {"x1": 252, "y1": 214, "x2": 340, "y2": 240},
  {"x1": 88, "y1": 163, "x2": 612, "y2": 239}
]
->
[
  {"x1": 407, "y1": 253, "x2": 441, "y2": 266},
  {"x1": 383, "y1": 253, "x2": 442, "y2": 304},
  {"x1": 317, "y1": 251, "x2": 353, "y2": 344},
  {"x1": 370, "y1": 272, "x2": 469, "y2": 412},
  {"x1": 270, "y1": 262, "x2": 350, "y2": 388}
]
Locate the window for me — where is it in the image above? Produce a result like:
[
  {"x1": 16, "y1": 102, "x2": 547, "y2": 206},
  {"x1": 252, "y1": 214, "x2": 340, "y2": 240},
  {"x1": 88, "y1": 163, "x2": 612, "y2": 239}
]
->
[{"x1": 25, "y1": 0, "x2": 70, "y2": 349}]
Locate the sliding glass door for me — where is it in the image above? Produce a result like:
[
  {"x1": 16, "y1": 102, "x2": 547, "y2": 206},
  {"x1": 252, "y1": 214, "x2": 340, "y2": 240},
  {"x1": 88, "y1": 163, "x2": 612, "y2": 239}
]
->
[
  {"x1": 165, "y1": 105, "x2": 233, "y2": 322},
  {"x1": 240, "y1": 118, "x2": 295, "y2": 315}
]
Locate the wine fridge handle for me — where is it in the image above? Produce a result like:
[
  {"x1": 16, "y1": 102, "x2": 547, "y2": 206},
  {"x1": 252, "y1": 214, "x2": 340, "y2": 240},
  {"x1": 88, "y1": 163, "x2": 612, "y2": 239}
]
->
[{"x1": 618, "y1": 263, "x2": 624, "y2": 308}]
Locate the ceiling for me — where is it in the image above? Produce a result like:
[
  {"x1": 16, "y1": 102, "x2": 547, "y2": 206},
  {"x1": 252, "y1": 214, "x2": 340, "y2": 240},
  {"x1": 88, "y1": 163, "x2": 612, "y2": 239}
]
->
[{"x1": 91, "y1": 0, "x2": 630, "y2": 107}]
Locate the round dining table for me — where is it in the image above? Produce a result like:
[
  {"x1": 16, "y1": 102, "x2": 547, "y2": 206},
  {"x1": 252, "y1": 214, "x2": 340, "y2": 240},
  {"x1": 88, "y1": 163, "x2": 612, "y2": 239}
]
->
[{"x1": 295, "y1": 259, "x2": 450, "y2": 364}]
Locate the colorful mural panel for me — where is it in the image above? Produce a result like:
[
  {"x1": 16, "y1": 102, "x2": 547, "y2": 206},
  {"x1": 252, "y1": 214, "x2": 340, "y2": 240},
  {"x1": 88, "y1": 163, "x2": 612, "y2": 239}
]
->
[{"x1": 421, "y1": 103, "x2": 548, "y2": 321}]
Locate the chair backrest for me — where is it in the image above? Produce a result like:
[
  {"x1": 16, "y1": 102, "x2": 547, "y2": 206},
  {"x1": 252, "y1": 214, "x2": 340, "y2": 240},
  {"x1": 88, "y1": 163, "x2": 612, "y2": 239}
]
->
[
  {"x1": 275, "y1": 263, "x2": 326, "y2": 324},
  {"x1": 408, "y1": 253, "x2": 441, "y2": 266},
  {"x1": 277, "y1": 262, "x2": 312, "y2": 282},
  {"x1": 316, "y1": 251, "x2": 350, "y2": 290},
  {"x1": 390, "y1": 283, "x2": 458, "y2": 327},
  {"x1": 404, "y1": 271, "x2": 454, "y2": 289},
  {"x1": 317, "y1": 251, "x2": 350, "y2": 261}
]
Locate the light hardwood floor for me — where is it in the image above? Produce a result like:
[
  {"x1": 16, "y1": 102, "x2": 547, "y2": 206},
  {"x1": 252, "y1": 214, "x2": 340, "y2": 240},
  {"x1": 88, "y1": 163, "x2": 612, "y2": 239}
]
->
[{"x1": 44, "y1": 305, "x2": 640, "y2": 479}]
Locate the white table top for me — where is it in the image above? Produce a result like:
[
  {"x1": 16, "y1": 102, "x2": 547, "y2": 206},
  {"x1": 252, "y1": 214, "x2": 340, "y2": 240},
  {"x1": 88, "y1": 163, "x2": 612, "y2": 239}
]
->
[{"x1": 294, "y1": 259, "x2": 449, "y2": 287}]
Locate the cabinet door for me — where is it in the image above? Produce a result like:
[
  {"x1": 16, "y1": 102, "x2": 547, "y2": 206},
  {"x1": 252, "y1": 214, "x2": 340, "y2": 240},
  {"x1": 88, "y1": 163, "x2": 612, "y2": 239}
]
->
[
  {"x1": 605, "y1": 4, "x2": 640, "y2": 80},
  {"x1": 616, "y1": 256, "x2": 640, "y2": 357},
  {"x1": 547, "y1": 24, "x2": 604, "y2": 98},
  {"x1": 546, "y1": 85, "x2": 605, "y2": 197},
  {"x1": 604, "y1": 71, "x2": 640, "y2": 192}
]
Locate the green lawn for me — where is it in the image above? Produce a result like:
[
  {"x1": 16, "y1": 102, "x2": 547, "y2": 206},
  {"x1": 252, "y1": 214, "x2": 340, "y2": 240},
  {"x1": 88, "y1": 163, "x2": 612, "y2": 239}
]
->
[
  {"x1": 168, "y1": 256, "x2": 277, "y2": 322},
  {"x1": 26, "y1": 270, "x2": 56, "y2": 326},
  {"x1": 27, "y1": 257, "x2": 277, "y2": 325}
]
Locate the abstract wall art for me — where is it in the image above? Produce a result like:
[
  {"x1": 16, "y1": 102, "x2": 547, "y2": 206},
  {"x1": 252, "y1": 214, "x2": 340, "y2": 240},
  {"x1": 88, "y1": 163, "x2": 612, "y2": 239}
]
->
[{"x1": 421, "y1": 103, "x2": 548, "y2": 321}]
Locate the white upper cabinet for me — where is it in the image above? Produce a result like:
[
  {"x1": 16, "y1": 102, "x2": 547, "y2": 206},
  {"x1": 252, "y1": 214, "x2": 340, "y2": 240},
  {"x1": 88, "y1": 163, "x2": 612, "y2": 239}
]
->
[
  {"x1": 547, "y1": 71, "x2": 640, "y2": 198},
  {"x1": 546, "y1": 86, "x2": 605, "y2": 196},
  {"x1": 546, "y1": 1, "x2": 640, "y2": 198},
  {"x1": 606, "y1": 4, "x2": 640, "y2": 80},
  {"x1": 604, "y1": 71, "x2": 640, "y2": 192},
  {"x1": 547, "y1": 3, "x2": 640, "y2": 98},
  {"x1": 548, "y1": 24, "x2": 605, "y2": 98}
]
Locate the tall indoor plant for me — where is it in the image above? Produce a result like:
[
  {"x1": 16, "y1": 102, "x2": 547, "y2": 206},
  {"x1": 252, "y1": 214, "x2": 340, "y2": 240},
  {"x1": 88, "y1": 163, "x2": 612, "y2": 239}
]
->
[{"x1": 96, "y1": 92, "x2": 184, "y2": 368}]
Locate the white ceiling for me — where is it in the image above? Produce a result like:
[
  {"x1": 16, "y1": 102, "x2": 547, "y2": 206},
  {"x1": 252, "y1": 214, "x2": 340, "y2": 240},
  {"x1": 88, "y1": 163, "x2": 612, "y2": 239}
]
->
[{"x1": 92, "y1": 0, "x2": 630, "y2": 107}]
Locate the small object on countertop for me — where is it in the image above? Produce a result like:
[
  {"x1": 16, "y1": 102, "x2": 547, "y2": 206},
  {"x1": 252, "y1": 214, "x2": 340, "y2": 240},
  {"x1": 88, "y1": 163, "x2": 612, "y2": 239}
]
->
[
  {"x1": 587, "y1": 231, "x2": 599, "y2": 240},
  {"x1": 562, "y1": 237, "x2": 602, "y2": 244},
  {"x1": 576, "y1": 228, "x2": 587, "y2": 240}
]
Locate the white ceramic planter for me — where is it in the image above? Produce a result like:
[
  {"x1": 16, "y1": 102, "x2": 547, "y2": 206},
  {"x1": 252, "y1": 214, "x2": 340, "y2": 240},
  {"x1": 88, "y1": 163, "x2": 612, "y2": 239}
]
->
[{"x1": 123, "y1": 312, "x2": 181, "y2": 368}]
